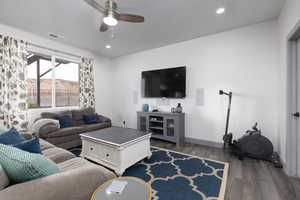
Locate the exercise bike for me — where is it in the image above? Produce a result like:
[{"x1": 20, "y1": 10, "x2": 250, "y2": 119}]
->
[{"x1": 219, "y1": 90, "x2": 282, "y2": 168}]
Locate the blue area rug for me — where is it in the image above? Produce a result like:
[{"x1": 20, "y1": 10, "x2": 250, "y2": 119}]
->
[{"x1": 69, "y1": 146, "x2": 228, "y2": 200}]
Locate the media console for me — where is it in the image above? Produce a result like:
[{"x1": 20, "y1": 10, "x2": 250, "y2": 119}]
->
[{"x1": 137, "y1": 111, "x2": 185, "y2": 147}]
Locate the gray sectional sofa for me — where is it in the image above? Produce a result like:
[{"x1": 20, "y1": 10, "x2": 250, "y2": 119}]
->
[
  {"x1": 0, "y1": 134, "x2": 116, "y2": 200},
  {"x1": 37, "y1": 107, "x2": 111, "y2": 149}
]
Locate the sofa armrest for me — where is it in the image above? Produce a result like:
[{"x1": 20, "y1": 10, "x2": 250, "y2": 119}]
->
[
  {"x1": 97, "y1": 114, "x2": 111, "y2": 123},
  {"x1": 19, "y1": 131, "x2": 34, "y2": 140},
  {"x1": 38, "y1": 124, "x2": 60, "y2": 139},
  {"x1": 0, "y1": 162, "x2": 115, "y2": 200}
]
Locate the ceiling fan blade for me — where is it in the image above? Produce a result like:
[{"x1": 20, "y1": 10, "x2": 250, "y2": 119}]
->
[
  {"x1": 100, "y1": 23, "x2": 109, "y2": 32},
  {"x1": 116, "y1": 13, "x2": 144, "y2": 23},
  {"x1": 84, "y1": 0, "x2": 106, "y2": 13}
]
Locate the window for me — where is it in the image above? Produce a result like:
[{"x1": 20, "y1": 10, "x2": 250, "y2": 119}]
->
[
  {"x1": 27, "y1": 53, "x2": 79, "y2": 109},
  {"x1": 55, "y1": 58, "x2": 79, "y2": 107}
]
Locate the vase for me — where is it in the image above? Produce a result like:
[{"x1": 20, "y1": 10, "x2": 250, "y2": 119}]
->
[
  {"x1": 176, "y1": 103, "x2": 183, "y2": 113},
  {"x1": 142, "y1": 104, "x2": 149, "y2": 112}
]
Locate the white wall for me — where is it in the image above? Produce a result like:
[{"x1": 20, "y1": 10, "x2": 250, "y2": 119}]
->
[
  {"x1": 0, "y1": 23, "x2": 113, "y2": 125},
  {"x1": 110, "y1": 21, "x2": 280, "y2": 147},
  {"x1": 278, "y1": 0, "x2": 300, "y2": 166}
]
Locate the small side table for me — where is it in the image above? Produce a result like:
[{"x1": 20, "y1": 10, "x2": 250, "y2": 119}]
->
[{"x1": 91, "y1": 177, "x2": 152, "y2": 200}]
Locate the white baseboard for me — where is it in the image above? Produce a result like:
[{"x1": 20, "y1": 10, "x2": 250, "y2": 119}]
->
[{"x1": 185, "y1": 137, "x2": 223, "y2": 148}]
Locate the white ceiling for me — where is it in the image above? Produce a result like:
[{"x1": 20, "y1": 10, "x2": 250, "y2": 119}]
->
[{"x1": 0, "y1": 0, "x2": 285, "y2": 58}]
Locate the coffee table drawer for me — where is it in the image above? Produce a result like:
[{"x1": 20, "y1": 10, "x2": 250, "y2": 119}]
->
[
  {"x1": 83, "y1": 141, "x2": 99, "y2": 157},
  {"x1": 98, "y1": 145, "x2": 119, "y2": 164}
]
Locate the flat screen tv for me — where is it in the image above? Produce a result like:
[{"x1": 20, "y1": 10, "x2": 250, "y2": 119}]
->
[{"x1": 142, "y1": 66, "x2": 186, "y2": 98}]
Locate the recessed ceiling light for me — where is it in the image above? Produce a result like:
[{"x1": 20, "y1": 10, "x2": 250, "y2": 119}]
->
[
  {"x1": 216, "y1": 7, "x2": 226, "y2": 15},
  {"x1": 105, "y1": 45, "x2": 112, "y2": 49}
]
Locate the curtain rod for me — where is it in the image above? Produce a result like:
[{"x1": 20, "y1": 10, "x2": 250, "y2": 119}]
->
[{"x1": 28, "y1": 42, "x2": 91, "y2": 60}]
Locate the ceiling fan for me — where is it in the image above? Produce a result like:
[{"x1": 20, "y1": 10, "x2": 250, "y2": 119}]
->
[{"x1": 84, "y1": 0, "x2": 145, "y2": 32}]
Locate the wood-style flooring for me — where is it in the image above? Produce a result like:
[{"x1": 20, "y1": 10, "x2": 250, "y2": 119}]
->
[{"x1": 150, "y1": 139, "x2": 300, "y2": 200}]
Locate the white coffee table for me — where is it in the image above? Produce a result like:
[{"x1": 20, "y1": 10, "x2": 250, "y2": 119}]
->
[
  {"x1": 80, "y1": 127, "x2": 152, "y2": 175},
  {"x1": 91, "y1": 177, "x2": 152, "y2": 200}
]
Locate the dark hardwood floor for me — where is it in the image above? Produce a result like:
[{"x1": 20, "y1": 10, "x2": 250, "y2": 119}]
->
[{"x1": 150, "y1": 139, "x2": 300, "y2": 200}]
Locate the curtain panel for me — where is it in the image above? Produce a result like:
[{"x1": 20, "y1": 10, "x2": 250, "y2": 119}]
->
[
  {"x1": 79, "y1": 57, "x2": 95, "y2": 109},
  {"x1": 0, "y1": 35, "x2": 28, "y2": 130}
]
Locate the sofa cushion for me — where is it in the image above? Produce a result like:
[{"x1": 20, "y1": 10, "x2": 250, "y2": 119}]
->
[
  {"x1": 41, "y1": 110, "x2": 72, "y2": 119},
  {"x1": 46, "y1": 127, "x2": 86, "y2": 138},
  {"x1": 41, "y1": 112, "x2": 57, "y2": 119},
  {"x1": 42, "y1": 147, "x2": 75, "y2": 164},
  {"x1": 57, "y1": 140, "x2": 82, "y2": 150},
  {"x1": 81, "y1": 122, "x2": 111, "y2": 132},
  {"x1": 0, "y1": 164, "x2": 9, "y2": 190},
  {"x1": 0, "y1": 128, "x2": 25, "y2": 145},
  {"x1": 58, "y1": 157, "x2": 89, "y2": 172},
  {"x1": 72, "y1": 107, "x2": 95, "y2": 121},
  {"x1": 46, "y1": 134, "x2": 80, "y2": 145},
  {"x1": 0, "y1": 144, "x2": 60, "y2": 184},
  {"x1": 13, "y1": 137, "x2": 42, "y2": 154},
  {"x1": 39, "y1": 139, "x2": 55, "y2": 151}
]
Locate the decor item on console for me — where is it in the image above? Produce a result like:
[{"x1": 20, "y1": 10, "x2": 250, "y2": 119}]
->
[
  {"x1": 171, "y1": 107, "x2": 176, "y2": 113},
  {"x1": 0, "y1": 35, "x2": 28, "y2": 131},
  {"x1": 175, "y1": 103, "x2": 183, "y2": 113},
  {"x1": 151, "y1": 105, "x2": 159, "y2": 112},
  {"x1": 142, "y1": 104, "x2": 149, "y2": 112},
  {"x1": 79, "y1": 57, "x2": 95, "y2": 109}
]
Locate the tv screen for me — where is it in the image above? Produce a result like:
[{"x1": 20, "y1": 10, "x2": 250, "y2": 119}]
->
[{"x1": 142, "y1": 66, "x2": 186, "y2": 98}]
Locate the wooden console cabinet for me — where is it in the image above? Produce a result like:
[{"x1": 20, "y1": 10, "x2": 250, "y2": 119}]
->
[{"x1": 137, "y1": 111, "x2": 185, "y2": 147}]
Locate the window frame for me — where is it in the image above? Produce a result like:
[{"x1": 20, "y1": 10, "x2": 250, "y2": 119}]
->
[{"x1": 27, "y1": 51, "x2": 80, "y2": 109}]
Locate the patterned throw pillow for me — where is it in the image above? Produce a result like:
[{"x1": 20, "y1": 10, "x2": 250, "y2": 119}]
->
[
  {"x1": 0, "y1": 164, "x2": 9, "y2": 190},
  {"x1": 0, "y1": 127, "x2": 8, "y2": 134},
  {"x1": 0, "y1": 144, "x2": 60, "y2": 184},
  {"x1": 0, "y1": 128, "x2": 25, "y2": 145}
]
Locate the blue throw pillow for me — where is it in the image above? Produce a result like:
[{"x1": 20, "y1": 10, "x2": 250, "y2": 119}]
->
[
  {"x1": 13, "y1": 137, "x2": 42, "y2": 154},
  {"x1": 83, "y1": 114, "x2": 101, "y2": 124},
  {"x1": 0, "y1": 144, "x2": 60, "y2": 184},
  {"x1": 55, "y1": 115, "x2": 74, "y2": 128},
  {"x1": 0, "y1": 128, "x2": 25, "y2": 145}
]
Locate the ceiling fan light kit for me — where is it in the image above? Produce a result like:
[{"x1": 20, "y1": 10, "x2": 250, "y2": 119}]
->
[
  {"x1": 103, "y1": 0, "x2": 118, "y2": 26},
  {"x1": 103, "y1": 11, "x2": 118, "y2": 26},
  {"x1": 84, "y1": 0, "x2": 145, "y2": 32},
  {"x1": 216, "y1": 7, "x2": 226, "y2": 14}
]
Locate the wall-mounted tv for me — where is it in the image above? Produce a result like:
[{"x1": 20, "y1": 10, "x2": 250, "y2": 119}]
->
[{"x1": 142, "y1": 66, "x2": 186, "y2": 98}]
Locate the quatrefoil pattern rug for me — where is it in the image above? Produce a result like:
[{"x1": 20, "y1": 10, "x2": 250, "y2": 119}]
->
[{"x1": 123, "y1": 147, "x2": 229, "y2": 200}]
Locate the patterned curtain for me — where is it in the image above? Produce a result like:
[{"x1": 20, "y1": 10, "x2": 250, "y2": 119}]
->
[
  {"x1": 79, "y1": 57, "x2": 95, "y2": 109},
  {"x1": 0, "y1": 35, "x2": 28, "y2": 130}
]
